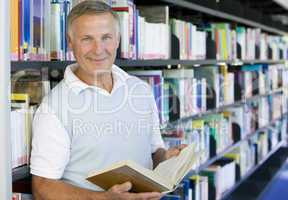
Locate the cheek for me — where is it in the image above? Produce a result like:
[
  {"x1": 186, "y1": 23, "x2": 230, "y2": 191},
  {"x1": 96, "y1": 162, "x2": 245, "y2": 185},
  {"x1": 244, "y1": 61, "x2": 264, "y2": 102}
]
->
[
  {"x1": 74, "y1": 43, "x2": 92, "y2": 56},
  {"x1": 106, "y1": 42, "x2": 119, "y2": 53}
]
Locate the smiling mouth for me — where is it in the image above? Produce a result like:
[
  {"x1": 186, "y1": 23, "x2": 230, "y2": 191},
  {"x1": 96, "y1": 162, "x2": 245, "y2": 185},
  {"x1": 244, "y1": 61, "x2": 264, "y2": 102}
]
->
[{"x1": 88, "y1": 58, "x2": 107, "y2": 62}]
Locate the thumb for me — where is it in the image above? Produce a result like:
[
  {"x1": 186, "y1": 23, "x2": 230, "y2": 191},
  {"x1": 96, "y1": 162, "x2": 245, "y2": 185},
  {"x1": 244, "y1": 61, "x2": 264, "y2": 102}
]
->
[{"x1": 110, "y1": 182, "x2": 132, "y2": 193}]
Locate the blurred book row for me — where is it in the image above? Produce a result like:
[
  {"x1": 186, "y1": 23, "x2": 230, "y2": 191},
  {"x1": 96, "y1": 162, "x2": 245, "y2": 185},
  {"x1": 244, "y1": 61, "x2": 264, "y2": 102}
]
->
[
  {"x1": 161, "y1": 118, "x2": 287, "y2": 200},
  {"x1": 10, "y1": 62, "x2": 288, "y2": 169},
  {"x1": 10, "y1": 0, "x2": 288, "y2": 61}
]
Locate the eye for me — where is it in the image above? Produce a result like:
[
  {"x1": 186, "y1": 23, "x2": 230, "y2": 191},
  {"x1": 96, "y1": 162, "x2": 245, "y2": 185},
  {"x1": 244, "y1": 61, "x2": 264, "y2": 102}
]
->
[
  {"x1": 102, "y1": 35, "x2": 112, "y2": 41},
  {"x1": 81, "y1": 37, "x2": 92, "y2": 42}
]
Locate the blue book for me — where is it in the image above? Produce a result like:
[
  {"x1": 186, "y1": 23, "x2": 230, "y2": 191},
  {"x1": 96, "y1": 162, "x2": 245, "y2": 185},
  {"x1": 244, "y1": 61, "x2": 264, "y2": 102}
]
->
[
  {"x1": 197, "y1": 80, "x2": 202, "y2": 111},
  {"x1": 182, "y1": 179, "x2": 190, "y2": 200},
  {"x1": 24, "y1": 0, "x2": 31, "y2": 54}
]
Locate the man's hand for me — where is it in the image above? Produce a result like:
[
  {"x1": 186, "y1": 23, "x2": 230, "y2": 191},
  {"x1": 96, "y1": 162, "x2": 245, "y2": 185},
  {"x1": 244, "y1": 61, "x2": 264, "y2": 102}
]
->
[
  {"x1": 106, "y1": 182, "x2": 163, "y2": 200},
  {"x1": 164, "y1": 144, "x2": 188, "y2": 160},
  {"x1": 152, "y1": 144, "x2": 188, "y2": 168}
]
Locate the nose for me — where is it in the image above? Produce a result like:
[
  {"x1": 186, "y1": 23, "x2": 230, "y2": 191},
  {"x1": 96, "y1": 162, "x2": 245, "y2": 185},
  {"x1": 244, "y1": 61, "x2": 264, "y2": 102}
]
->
[{"x1": 92, "y1": 40, "x2": 104, "y2": 55}]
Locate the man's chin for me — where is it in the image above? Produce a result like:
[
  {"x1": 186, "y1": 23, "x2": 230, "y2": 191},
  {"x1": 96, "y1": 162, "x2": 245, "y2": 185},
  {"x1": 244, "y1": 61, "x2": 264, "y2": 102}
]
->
[{"x1": 90, "y1": 66, "x2": 112, "y2": 75}]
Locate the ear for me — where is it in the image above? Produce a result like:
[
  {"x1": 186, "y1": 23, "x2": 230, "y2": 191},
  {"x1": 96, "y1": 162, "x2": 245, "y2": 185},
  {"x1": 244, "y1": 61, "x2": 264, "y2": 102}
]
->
[
  {"x1": 67, "y1": 32, "x2": 73, "y2": 50},
  {"x1": 116, "y1": 33, "x2": 121, "y2": 48}
]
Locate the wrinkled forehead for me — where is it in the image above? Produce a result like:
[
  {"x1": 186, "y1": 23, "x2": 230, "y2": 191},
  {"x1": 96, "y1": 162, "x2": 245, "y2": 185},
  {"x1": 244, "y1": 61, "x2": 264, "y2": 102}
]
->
[
  {"x1": 68, "y1": 13, "x2": 120, "y2": 39},
  {"x1": 68, "y1": 12, "x2": 120, "y2": 35}
]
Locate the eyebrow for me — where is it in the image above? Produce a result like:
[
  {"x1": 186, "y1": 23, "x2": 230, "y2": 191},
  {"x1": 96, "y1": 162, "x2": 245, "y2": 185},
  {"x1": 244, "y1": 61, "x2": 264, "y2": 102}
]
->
[
  {"x1": 103, "y1": 33, "x2": 113, "y2": 36},
  {"x1": 82, "y1": 35, "x2": 93, "y2": 38}
]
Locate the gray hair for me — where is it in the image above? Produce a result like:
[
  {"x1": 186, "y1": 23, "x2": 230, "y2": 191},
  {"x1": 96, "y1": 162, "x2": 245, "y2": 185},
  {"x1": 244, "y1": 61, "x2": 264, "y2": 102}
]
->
[{"x1": 67, "y1": 0, "x2": 120, "y2": 34}]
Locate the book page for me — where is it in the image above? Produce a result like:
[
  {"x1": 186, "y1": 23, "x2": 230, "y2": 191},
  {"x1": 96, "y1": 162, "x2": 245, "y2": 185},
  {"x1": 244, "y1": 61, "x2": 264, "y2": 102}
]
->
[
  {"x1": 153, "y1": 144, "x2": 197, "y2": 186},
  {"x1": 87, "y1": 160, "x2": 174, "y2": 192}
]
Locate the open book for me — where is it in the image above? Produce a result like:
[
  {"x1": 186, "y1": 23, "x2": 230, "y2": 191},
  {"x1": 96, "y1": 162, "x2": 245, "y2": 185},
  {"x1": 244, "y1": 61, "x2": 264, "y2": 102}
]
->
[{"x1": 86, "y1": 144, "x2": 197, "y2": 193}]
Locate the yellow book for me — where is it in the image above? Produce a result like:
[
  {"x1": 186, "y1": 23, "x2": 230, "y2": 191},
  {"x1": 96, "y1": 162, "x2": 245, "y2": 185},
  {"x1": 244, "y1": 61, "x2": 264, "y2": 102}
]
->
[
  {"x1": 87, "y1": 144, "x2": 197, "y2": 193},
  {"x1": 222, "y1": 29, "x2": 228, "y2": 60},
  {"x1": 224, "y1": 153, "x2": 240, "y2": 164}
]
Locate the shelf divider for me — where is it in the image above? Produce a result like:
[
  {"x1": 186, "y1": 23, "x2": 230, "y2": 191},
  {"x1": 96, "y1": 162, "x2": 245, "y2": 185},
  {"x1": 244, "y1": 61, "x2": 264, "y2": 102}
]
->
[
  {"x1": 11, "y1": 59, "x2": 286, "y2": 70},
  {"x1": 0, "y1": 0, "x2": 12, "y2": 198}
]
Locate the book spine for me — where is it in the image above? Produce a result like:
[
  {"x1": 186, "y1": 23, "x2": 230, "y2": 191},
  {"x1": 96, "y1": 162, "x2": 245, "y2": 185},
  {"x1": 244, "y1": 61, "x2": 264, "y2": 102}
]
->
[{"x1": 50, "y1": 0, "x2": 62, "y2": 60}]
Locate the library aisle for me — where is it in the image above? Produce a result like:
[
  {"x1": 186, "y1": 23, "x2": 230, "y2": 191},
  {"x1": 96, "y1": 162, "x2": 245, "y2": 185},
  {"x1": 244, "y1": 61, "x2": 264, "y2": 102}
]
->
[{"x1": 258, "y1": 157, "x2": 288, "y2": 200}]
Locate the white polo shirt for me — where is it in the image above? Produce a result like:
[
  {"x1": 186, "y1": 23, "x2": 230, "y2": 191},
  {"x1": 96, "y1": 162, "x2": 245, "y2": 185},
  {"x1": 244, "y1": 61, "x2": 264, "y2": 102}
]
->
[{"x1": 30, "y1": 63, "x2": 165, "y2": 191}]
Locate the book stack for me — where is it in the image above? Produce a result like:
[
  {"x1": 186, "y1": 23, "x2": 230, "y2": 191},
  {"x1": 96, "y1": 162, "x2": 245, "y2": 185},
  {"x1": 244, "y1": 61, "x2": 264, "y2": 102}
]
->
[
  {"x1": 171, "y1": 19, "x2": 206, "y2": 60},
  {"x1": 136, "y1": 6, "x2": 170, "y2": 59},
  {"x1": 11, "y1": 94, "x2": 34, "y2": 169},
  {"x1": 194, "y1": 64, "x2": 234, "y2": 108},
  {"x1": 201, "y1": 158, "x2": 236, "y2": 200}
]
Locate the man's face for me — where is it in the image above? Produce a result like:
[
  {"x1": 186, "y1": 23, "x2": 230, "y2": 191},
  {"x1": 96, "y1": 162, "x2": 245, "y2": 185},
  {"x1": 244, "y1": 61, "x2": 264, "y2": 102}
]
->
[{"x1": 68, "y1": 13, "x2": 120, "y2": 75}]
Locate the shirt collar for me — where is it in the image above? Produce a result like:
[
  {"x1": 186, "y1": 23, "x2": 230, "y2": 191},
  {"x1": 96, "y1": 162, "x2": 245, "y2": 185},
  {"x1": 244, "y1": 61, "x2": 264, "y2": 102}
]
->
[{"x1": 64, "y1": 63, "x2": 130, "y2": 95}]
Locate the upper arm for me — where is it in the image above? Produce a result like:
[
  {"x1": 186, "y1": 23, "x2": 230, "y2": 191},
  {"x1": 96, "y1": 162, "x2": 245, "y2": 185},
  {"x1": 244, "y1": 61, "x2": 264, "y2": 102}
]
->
[{"x1": 30, "y1": 101, "x2": 71, "y2": 179}]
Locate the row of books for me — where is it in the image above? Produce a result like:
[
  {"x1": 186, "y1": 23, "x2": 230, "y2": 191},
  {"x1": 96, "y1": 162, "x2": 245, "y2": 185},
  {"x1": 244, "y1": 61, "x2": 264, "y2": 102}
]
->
[
  {"x1": 211, "y1": 25, "x2": 288, "y2": 60},
  {"x1": 162, "y1": 117, "x2": 287, "y2": 200},
  {"x1": 162, "y1": 92, "x2": 288, "y2": 168},
  {"x1": 10, "y1": 0, "x2": 71, "y2": 61},
  {"x1": 102, "y1": 1, "x2": 288, "y2": 61},
  {"x1": 9, "y1": 0, "x2": 113, "y2": 60},
  {"x1": 129, "y1": 63, "x2": 288, "y2": 124},
  {"x1": 10, "y1": 63, "x2": 288, "y2": 125},
  {"x1": 10, "y1": 0, "x2": 288, "y2": 61}
]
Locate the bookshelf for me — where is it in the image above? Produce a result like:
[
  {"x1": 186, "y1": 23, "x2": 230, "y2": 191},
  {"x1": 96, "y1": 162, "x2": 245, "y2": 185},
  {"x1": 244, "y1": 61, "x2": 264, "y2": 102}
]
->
[
  {"x1": 158, "y1": 0, "x2": 288, "y2": 35},
  {"x1": 7, "y1": 0, "x2": 288, "y2": 199},
  {"x1": 11, "y1": 59, "x2": 287, "y2": 70},
  {"x1": 193, "y1": 113, "x2": 288, "y2": 174},
  {"x1": 10, "y1": 112, "x2": 287, "y2": 183},
  {"x1": 1, "y1": 1, "x2": 12, "y2": 200}
]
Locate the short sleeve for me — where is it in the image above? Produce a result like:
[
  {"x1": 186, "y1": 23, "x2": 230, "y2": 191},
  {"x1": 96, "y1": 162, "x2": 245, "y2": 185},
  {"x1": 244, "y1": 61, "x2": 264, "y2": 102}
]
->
[
  {"x1": 30, "y1": 101, "x2": 71, "y2": 179},
  {"x1": 149, "y1": 89, "x2": 166, "y2": 153}
]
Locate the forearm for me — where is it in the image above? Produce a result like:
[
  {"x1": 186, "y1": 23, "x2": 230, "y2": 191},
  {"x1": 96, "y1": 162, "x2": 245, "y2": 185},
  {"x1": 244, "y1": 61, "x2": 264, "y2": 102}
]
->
[
  {"x1": 32, "y1": 175, "x2": 108, "y2": 200},
  {"x1": 152, "y1": 148, "x2": 167, "y2": 169}
]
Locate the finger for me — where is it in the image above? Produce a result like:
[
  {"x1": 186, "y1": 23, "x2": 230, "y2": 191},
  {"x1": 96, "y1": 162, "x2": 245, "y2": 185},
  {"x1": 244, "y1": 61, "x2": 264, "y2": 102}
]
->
[
  {"x1": 111, "y1": 181, "x2": 132, "y2": 193},
  {"x1": 167, "y1": 148, "x2": 180, "y2": 158},
  {"x1": 129, "y1": 192, "x2": 162, "y2": 200},
  {"x1": 149, "y1": 193, "x2": 165, "y2": 200},
  {"x1": 178, "y1": 144, "x2": 188, "y2": 150},
  {"x1": 149, "y1": 197, "x2": 162, "y2": 200}
]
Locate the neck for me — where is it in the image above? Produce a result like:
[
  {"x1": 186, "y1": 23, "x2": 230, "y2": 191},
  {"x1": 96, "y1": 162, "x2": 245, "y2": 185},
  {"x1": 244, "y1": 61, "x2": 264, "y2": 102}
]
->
[{"x1": 75, "y1": 67, "x2": 114, "y2": 93}]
